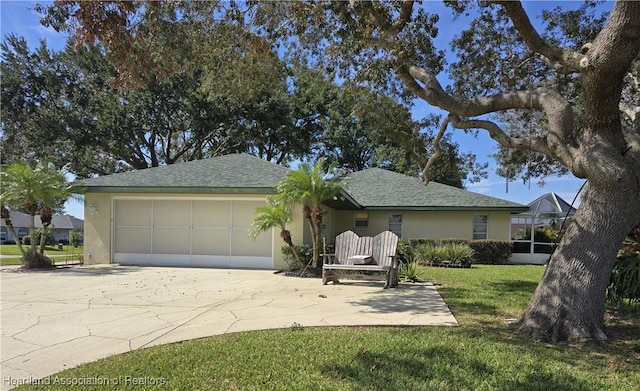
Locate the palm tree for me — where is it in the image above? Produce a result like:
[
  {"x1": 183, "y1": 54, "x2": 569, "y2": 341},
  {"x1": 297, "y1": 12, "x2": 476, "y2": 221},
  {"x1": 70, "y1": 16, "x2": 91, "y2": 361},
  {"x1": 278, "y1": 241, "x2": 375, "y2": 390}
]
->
[
  {"x1": 39, "y1": 206, "x2": 54, "y2": 255},
  {"x1": 249, "y1": 197, "x2": 303, "y2": 268},
  {"x1": 0, "y1": 162, "x2": 69, "y2": 268},
  {"x1": 1, "y1": 205, "x2": 25, "y2": 257},
  {"x1": 275, "y1": 158, "x2": 344, "y2": 267}
]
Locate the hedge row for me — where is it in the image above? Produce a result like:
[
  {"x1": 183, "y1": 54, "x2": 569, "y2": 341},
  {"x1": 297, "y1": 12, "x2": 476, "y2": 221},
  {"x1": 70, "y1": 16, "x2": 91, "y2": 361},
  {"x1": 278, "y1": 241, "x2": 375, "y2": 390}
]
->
[
  {"x1": 405, "y1": 238, "x2": 513, "y2": 265},
  {"x1": 414, "y1": 243, "x2": 474, "y2": 268}
]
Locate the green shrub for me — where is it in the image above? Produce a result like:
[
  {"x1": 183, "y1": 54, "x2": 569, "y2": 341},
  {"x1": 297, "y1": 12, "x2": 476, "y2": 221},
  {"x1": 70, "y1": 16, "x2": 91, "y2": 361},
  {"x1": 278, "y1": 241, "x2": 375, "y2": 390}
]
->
[
  {"x1": 398, "y1": 239, "x2": 438, "y2": 264},
  {"x1": 69, "y1": 230, "x2": 84, "y2": 247},
  {"x1": 414, "y1": 243, "x2": 474, "y2": 268},
  {"x1": 281, "y1": 244, "x2": 314, "y2": 269},
  {"x1": 22, "y1": 227, "x2": 55, "y2": 246},
  {"x1": 441, "y1": 238, "x2": 470, "y2": 246},
  {"x1": 470, "y1": 240, "x2": 512, "y2": 264},
  {"x1": 398, "y1": 261, "x2": 419, "y2": 281},
  {"x1": 608, "y1": 227, "x2": 640, "y2": 305},
  {"x1": 396, "y1": 240, "x2": 414, "y2": 263},
  {"x1": 442, "y1": 243, "x2": 474, "y2": 268},
  {"x1": 608, "y1": 256, "x2": 640, "y2": 305},
  {"x1": 408, "y1": 238, "x2": 438, "y2": 247},
  {"x1": 414, "y1": 244, "x2": 442, "y2": 266}
]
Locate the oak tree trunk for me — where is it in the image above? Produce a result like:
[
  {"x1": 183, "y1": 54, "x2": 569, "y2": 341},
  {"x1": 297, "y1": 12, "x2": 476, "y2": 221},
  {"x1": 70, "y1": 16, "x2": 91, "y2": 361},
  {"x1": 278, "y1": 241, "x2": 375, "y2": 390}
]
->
[
  {"x1": 517, "y1": 0, "x2": 640, "y2": 341},
  {"x1": 517, "y1": 160, "x2": 640, "y2": 343}
]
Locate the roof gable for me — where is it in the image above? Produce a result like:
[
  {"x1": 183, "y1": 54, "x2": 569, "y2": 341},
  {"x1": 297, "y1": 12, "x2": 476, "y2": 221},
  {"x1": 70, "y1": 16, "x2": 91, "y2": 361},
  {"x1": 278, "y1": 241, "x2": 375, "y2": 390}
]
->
[
  {"x1": 74, "y1": 154, "x2": 290, "y2": 193},
  {"x1": 527, "y1": 192, "x2": 576, "y2": 215},
  {"x1": 341, "y1": 168, "x2": 526, "y2": 211}
]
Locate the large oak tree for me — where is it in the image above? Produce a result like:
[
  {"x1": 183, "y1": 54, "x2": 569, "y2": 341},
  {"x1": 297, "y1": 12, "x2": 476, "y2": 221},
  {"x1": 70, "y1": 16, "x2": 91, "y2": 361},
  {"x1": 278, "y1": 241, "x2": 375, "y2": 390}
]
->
[{"x1": 260, "y1": 0, "x2": 640, "y2": 343}]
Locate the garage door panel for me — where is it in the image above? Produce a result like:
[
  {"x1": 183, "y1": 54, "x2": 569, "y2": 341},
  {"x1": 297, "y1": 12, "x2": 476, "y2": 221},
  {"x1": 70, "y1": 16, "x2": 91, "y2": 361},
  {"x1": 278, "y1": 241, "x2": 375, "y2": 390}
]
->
[
  {"x1": 153, "y1": 227, "x2": 190, "y2": 254},
  {"x1": 192, "y1": 228, "x2": 230, "y2": 256},
  {"x1": 115, "y1": 253, "x2": 152, "y2": 265},
  {"x1": 231, "y1": 256, "x2": 273, "y2": 269},
  {"x1": 114, "y1": 199, "x2": 273, "y2": 268},
  {"x1": 154, "y1": 200, "x2": 190, "y2": 226},
  {"x1": 192, "y1": 200, "x2": 231, "y2": 227},
  {"x1": 232, "y1": 201, "x2": 264, "y2": 227},
  {"x1": 115, "y1": 200, "x2": 151, "y2": 226},
  {"x1": 231, "y1": 229, "x2": 271, "y2": 257},
  {"x1": 115, "y1": 227, "x2": 151, "y2": 253},
  {"x1": 150, "y1": 254, "x2": 190, "y2": 265}
]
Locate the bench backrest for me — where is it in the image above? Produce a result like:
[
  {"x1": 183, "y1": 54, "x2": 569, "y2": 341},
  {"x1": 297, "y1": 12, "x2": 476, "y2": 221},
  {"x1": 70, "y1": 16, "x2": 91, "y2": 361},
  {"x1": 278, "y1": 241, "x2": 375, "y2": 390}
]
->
[
  {"x1": 372, "y1": 231, "x2": 399, "y2": 267},
  {"x1": 334, "y1": 230, "x2": 360, "y2": 264},
  {"x1": 333, "y1": 230, "x2": 398, "y2": 266}
]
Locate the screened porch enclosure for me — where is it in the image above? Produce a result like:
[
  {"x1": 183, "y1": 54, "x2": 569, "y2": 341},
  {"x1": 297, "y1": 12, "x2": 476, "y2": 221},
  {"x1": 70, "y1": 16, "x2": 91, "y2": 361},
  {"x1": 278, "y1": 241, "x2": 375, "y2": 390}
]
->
[{"x1": 509, "y1": 192, "x2": 577, "y2": 265}]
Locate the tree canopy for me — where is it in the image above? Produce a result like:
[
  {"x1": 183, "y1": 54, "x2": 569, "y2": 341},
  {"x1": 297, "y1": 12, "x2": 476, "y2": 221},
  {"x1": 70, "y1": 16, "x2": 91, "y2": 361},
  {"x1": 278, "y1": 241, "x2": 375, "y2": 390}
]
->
[{"x1": 2, "y1": 29, "x2": 484, "y2": 186}]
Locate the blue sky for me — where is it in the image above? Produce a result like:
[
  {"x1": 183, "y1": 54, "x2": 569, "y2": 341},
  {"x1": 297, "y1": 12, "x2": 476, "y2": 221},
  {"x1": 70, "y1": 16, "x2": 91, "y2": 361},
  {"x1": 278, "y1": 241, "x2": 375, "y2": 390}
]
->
[{"x1": 1, "y1": 1, "x2": 592, "y2": 219}]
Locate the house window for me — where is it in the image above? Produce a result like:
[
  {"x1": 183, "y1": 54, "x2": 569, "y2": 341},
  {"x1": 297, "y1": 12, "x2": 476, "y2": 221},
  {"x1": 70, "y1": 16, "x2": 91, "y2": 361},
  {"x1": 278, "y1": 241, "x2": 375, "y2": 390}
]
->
[
  {"x1": 473, "y1": 215, "x2": 488, "y2": 240},
  {"x1": 355, "y1": 212, "x2": 369, "y2": 228},
  {"x1": 17, "y1": 227, "x2": 28, "y2": 239},
  {"x1": 0, "y1": 227, "x2": 6, "y2": 242},
  {"x1": 388, "y1": 214, "x2": 402, "y2": 237}
]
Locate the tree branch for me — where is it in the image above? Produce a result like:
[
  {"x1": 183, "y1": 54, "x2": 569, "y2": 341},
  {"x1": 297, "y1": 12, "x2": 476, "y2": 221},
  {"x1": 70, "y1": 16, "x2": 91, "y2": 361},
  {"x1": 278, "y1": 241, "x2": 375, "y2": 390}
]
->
[
  {"x1": 494, "y1": 1, "x2": 585, "y2": 72},
  {"x1": 449, "y1": 117, "x2": 551, "y2": 155},
  {"x1": 587, "y1": 1, "x2": 640, "y2": 82},
  {"x1": 399, "y1": 65, "x2": 583, "y2": 175},
  {"x1": 421, "y1": 115, "x2": 450, "y2": 185},
  {"x1": 391, "y1": 1, "x2": 414, "y2": 35}
]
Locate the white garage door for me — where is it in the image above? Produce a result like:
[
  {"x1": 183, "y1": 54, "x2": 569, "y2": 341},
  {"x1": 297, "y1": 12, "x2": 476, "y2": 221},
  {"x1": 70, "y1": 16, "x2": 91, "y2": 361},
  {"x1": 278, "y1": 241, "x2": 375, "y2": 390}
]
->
[{"x1": 113, "y1": 199, "x2": 273, "y2": 268}]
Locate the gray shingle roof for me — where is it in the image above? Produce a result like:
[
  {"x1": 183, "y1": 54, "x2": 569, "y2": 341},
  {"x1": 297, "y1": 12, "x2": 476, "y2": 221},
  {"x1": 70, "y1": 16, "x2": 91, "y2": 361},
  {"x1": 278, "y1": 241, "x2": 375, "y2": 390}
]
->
[
  {"x1": 74, "y1": 154, "x2": 290, "y2": 193},
  {"x1": 342, "y1": 168, "x2": 527, "y2": 211},
  {"x1": 1, "y1": 211, "x2": 83, "y2": 229},
  {"x1": 71, "y1": 154, "x2": 525, "y2": 210}
]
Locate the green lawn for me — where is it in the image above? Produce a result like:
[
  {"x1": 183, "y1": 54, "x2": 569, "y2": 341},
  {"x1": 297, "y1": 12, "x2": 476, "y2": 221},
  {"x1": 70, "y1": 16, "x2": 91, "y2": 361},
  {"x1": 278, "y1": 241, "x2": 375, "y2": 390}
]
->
[
  {"x1": 14, "y1": 265, "x2": 640, "y2": 391},
  {"x1": 0, "y1": 244, "x2": 83, "y2": 266}
]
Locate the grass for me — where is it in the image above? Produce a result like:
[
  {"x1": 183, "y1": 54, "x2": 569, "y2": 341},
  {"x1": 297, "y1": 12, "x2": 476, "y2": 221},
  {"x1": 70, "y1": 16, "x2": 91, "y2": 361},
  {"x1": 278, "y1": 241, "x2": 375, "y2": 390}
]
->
[
  {"x1": 14, "y1": 265, "x2": 640, "y2": 391},
  {"x1": 0, "y1": 244, "x2": 83, "y2": 266}
]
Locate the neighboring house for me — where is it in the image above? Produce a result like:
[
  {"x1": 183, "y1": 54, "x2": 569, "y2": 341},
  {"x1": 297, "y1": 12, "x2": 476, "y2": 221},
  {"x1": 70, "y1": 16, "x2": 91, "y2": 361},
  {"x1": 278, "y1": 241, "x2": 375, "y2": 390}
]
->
[
  {"x1": 510, "y1": 192, "x2": 577, "y2": 265},
  {"x1": 74, "y1": 153, "x2": 527, "y2": 270},
  {"x1": 0, "y1": 211, "x2": 84, "y2": 244}
]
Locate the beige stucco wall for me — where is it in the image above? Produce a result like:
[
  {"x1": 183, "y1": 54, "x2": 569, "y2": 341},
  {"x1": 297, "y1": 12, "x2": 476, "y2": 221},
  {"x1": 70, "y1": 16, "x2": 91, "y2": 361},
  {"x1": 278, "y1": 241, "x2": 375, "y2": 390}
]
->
[
  {"x1": 83, "y1": 193, "x2": 112, "y2": 265},
  {"x1": 83, "y1": 193, "x2": 305, "y2": 269},
  {"x1": 332, "y1": 210, "x2": 513, "y2": 242}
]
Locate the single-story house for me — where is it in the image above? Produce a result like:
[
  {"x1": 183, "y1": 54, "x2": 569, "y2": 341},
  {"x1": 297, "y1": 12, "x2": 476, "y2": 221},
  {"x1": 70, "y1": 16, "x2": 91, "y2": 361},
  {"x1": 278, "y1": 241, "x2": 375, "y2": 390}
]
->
[
  {"x1": 73, "y1": 153, "x2": 528, "y2": 269},
  {"x1": 0, "y1": 211, "x2": 84, "y2": 244}
]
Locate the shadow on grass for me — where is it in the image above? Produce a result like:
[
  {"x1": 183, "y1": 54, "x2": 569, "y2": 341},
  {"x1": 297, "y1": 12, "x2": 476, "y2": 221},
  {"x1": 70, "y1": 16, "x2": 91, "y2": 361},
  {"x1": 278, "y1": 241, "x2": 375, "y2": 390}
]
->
[
  {"x1": 436, "y1": 286, "x2": 499, "y2": 316},
  {"x1": 348, "y1": 284, "x2": 457, "y2": 317},
  {"x1": 322, "y1": 344, "x2": 593, "y2": 391},
  {"x1": 492, "y1": 279, "x2": 539, "y2": 293}
]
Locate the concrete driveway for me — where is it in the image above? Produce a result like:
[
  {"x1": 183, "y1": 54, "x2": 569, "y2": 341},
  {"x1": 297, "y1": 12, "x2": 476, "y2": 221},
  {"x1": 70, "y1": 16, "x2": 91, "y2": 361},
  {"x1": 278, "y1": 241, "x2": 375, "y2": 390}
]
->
[{"x1": 1, "y1": 265, "x2": 457, "y2": 389}]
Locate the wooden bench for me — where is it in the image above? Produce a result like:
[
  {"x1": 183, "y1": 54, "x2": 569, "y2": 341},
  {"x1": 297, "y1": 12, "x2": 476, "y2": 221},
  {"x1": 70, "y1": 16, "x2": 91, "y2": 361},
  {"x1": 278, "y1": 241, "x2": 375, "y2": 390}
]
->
[{"x1": 322, "y1": 230, "x2": 400, "y2": 289}]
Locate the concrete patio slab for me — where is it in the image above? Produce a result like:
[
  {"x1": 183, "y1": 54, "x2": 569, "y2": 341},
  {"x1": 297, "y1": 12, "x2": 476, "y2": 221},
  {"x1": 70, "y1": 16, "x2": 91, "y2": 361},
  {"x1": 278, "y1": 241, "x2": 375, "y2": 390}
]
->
[{"x1": 1, "y1": 265, "x2": 457, "y2": 390}]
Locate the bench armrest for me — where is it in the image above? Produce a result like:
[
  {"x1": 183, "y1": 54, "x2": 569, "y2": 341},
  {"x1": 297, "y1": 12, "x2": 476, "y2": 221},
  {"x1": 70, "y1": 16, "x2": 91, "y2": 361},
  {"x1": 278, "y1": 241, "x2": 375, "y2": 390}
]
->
[
  {"x1": 321, "y1": 253, "x2": 336, "y2": 265},
  {"x1": 389, "y1": 255, "x2": 400, "y2": 268}
]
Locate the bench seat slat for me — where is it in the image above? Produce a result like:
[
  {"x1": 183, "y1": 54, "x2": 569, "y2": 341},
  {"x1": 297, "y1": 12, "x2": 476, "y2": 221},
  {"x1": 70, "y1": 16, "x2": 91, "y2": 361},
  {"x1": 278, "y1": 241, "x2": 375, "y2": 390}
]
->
[{"x1": 323, "y1": 264, "x2": 390, "y2": 271}]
